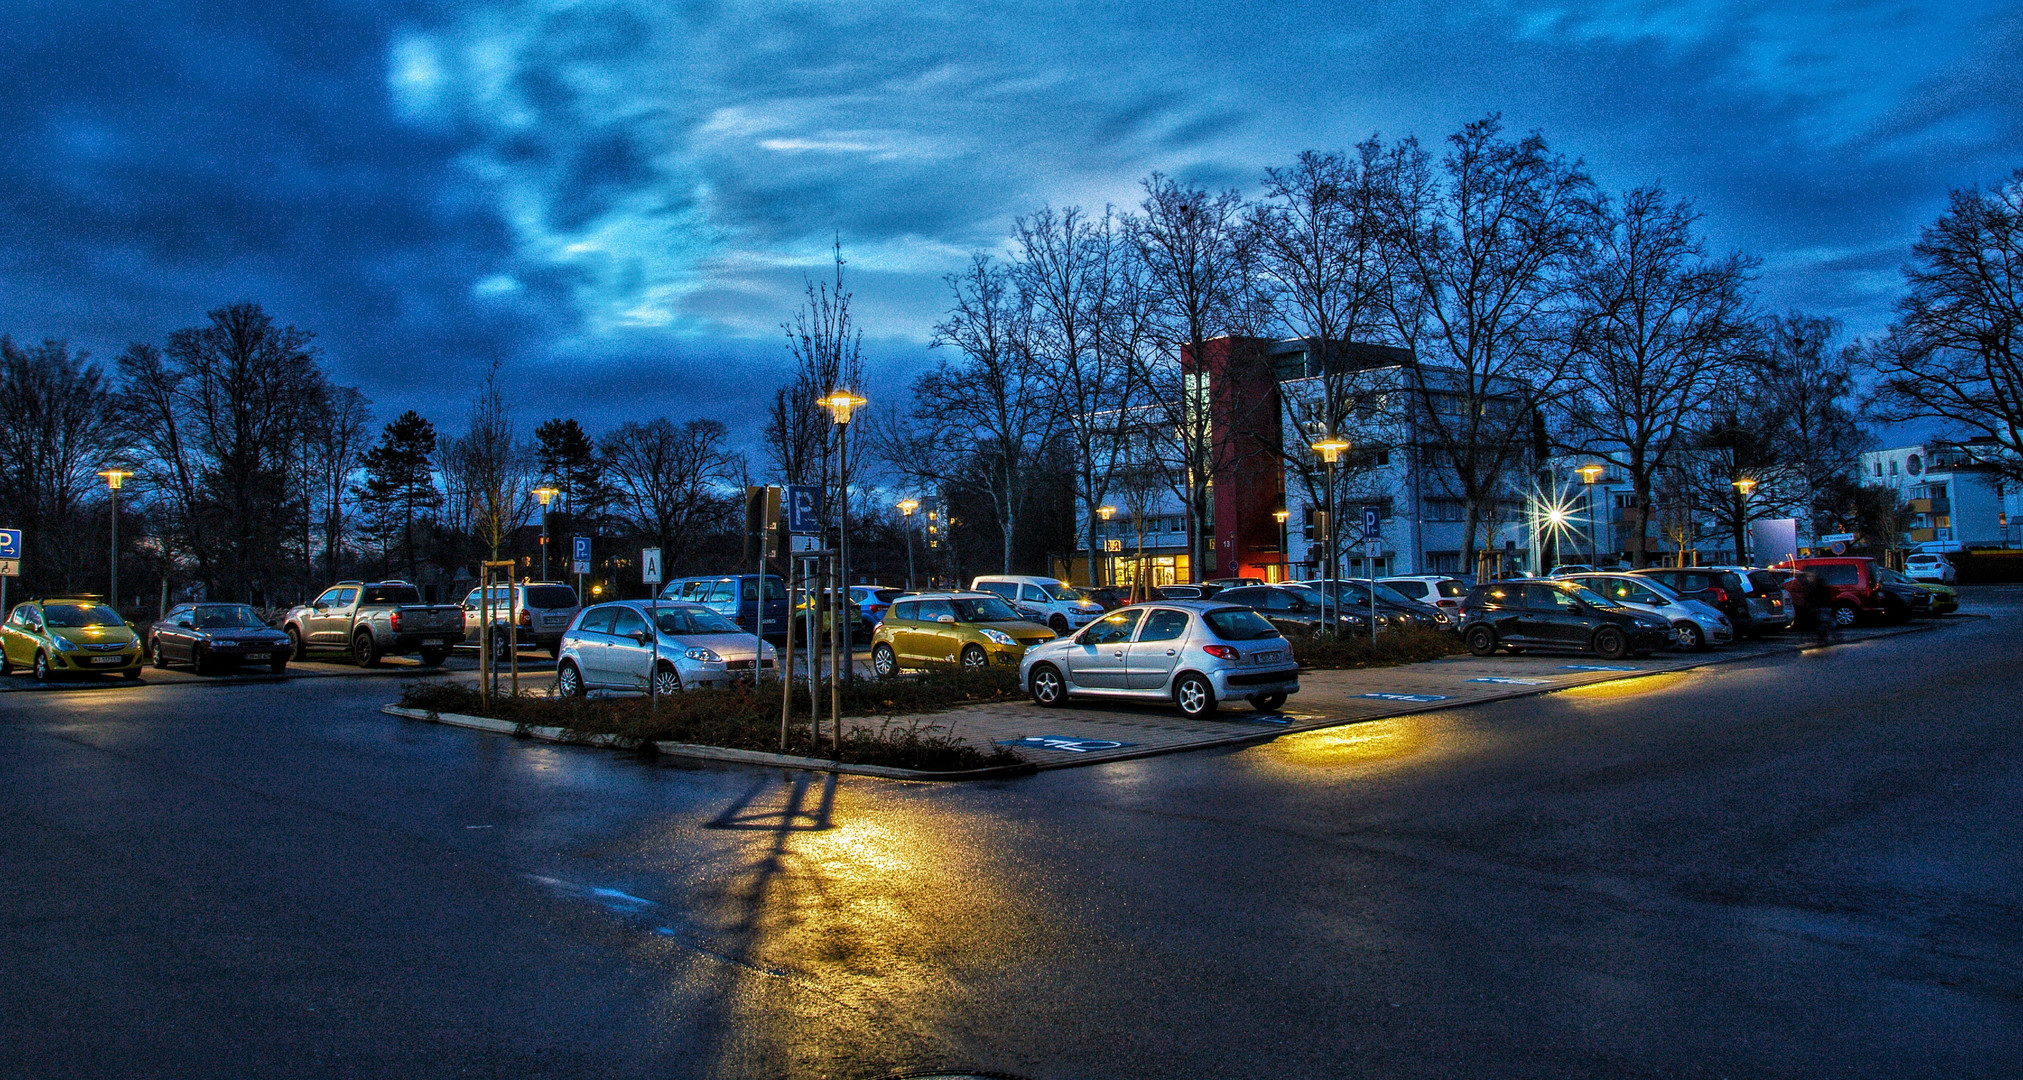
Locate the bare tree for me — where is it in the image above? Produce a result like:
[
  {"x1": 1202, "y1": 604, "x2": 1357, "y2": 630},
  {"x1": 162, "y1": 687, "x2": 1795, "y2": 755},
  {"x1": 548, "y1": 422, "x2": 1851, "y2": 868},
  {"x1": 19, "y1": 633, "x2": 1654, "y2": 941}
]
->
[
  {"x1": 1384, "y1": 116, "x2": 1594, "y2": 566},
  {"x1": 916, "y1": 254, "x2": 1057, "y2": 572},
  {"x1": 0, "y1": 338, "x2": 120, "y2": 594},
  {"x1": 1864, "y1": 168, "x2": 2023, "y2": 478},
  {"x1": 768, "y1": 242, "x2": 866, "y2": 522},
  {"x1": 1126, "y1": 173, "x2": 1257, "y2": 579},
  {"x1": 308, "y1": 386, "x2": 373, "y2": 581},
  {"x1": 440, "y1": 366, "x2": 531, "y2": 565},
  {"x1": 117, "y1": 303, "x2": 329, "y2": 604},
  {"x1": 601, "y1": 418, "x2": 737, "y2": 567},
  {"x1": 1011, "y1": 205, "x2": 1141, "y2": 584},
  {"x1": 1560, "y1": 185, "x2": 1760, "y2": 564}
]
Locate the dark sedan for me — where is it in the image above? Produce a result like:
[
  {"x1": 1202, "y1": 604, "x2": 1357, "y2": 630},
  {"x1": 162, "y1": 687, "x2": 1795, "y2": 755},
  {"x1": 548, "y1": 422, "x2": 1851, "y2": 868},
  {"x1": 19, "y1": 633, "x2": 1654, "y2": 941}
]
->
[
  {"x1": 1298, "y1": 578, "x2": 1456, "y2": 632},
  {"x1": 1459, "y1": 580, "x2": 1671, "y2": 659},
  {"x1": 1213, "y1": 584, "x2": 1371, "y2": 636},
  {"x1": 149, "y1": 603, "x2": 292, "y2": 674}
]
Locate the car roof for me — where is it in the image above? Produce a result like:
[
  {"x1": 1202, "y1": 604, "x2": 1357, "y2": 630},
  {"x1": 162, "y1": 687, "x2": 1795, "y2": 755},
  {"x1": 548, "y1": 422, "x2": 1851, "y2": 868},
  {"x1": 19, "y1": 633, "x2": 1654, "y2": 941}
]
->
[{"x1": 893, "y1": 591, "x2": 1002, "y2": 601}]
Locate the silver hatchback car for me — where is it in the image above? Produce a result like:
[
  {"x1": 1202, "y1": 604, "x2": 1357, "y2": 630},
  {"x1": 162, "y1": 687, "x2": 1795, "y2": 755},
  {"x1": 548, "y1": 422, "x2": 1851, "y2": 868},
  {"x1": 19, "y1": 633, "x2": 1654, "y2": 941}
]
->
[
  {"x1": 556, "y1": 601, "x2": 776, "y2": 697},
  {"x1": 1019, "y1": 601, "x2": 1300, "y2": 718}
]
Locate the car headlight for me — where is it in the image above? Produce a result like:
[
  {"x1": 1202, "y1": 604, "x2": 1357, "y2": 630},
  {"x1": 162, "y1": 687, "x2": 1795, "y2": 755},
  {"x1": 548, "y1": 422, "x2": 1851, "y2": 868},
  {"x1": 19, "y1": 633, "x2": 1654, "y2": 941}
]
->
[
  {"x1": 683, "y1": 647, "x2": 721, "y2": 663},
  {"x1": 51, "y1": 636, "x2": 77, "y2": 652},
  {"x1": 979, "y1": 628, "x2": 1015, "y2": 646}
]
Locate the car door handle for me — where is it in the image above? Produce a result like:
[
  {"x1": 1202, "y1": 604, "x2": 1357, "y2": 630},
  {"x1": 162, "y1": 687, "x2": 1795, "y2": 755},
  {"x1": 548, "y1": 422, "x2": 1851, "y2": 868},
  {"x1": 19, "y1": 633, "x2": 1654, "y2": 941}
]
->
[
  {"x1": 1165, "y1": 649, "x2": 1177, "y2": 656},
  {"x1": 1111, "y1": 650, "x2": 1124, "y2": 657}
]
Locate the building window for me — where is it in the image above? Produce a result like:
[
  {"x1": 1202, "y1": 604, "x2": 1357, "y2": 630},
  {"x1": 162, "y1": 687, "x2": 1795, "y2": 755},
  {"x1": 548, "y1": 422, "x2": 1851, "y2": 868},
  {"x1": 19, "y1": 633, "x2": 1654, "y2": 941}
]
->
[
  {"x1": 1429, "y1": 552, "x2": 1462, "y2": 574},
  {"x1": 1890, "y1": 459, "x2": 1899, "y2": 476},
  {"x1": 1426, "y1": 499, "x2": 1465, "y2": 523}
]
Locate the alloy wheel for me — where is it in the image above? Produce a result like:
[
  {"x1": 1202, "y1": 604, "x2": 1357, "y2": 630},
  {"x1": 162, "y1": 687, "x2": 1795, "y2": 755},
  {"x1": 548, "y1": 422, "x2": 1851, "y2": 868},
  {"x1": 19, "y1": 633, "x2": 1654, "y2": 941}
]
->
[
  {"x1": 872, "y1": 644, "x2": 898, "y2": 678},
  {"x1": 556, "y1": 663, "x2": 583, "y2": 698},
  {"x1": 653, "y1": 666, "x2": 682, "y2": 696},
  {"x1": 1030, "y1": 665, "x2": 1064, "y2": 706},
  {"x1": 1175, "y1": 674, "x2": 1214, "y2": 717},
  {"x1": 961, "y1": 645, "x2": 987, "y2": 669}
]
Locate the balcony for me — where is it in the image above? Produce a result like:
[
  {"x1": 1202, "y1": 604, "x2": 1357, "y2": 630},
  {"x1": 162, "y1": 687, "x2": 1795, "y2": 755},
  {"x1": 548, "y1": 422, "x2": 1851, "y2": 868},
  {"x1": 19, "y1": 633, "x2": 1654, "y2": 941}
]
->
[{"x1": 1907, "y1": 497, "x2": 1950, "y2": 514}]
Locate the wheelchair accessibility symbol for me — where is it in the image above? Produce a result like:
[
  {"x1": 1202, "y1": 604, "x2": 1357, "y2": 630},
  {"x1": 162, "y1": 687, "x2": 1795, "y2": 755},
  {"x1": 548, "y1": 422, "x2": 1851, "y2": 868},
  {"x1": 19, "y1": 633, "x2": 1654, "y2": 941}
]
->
[{"x1": 997, "y1": 736, "x2": 1135, "y2": 754}]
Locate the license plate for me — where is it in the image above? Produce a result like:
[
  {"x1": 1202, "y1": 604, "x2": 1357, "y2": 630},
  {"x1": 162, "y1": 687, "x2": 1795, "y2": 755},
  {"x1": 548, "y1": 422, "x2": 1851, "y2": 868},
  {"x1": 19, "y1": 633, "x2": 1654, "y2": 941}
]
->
[
  {"x1": 423, "y1": 639, "x2": 444, "y2": 646},
  {"x1": 90, "y1": 655, "x2": 124, "y2": 665},
  {"x1": 244, "y1": 653, "x2": 269, "y2": 661},
  {"x1": 1252, "y1": 651, "x2": 1283, "y2": 664}
]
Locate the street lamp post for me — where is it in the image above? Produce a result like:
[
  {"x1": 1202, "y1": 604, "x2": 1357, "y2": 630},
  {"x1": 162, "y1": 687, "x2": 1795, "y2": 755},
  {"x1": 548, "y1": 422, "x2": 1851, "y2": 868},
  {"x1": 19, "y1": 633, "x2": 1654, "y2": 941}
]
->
[
  {"x1": 1273, "y1": 506, "x2": 1290, "y2": 585},
  {"x1": 819, "y1": 389, "x2": 865, "y2": 692},
  {"x1": 1312, "y1": 435, "x2": 1352, "y2": 639},
  {"x1": 1731, "y1": 477, "x2": 1758, "y2": 563},
  {"x1": 1578, "y1": 464, "x2": 1604, "y2": 567},
  {"x1": 897, "y1": 498, "x2": 919, "y2": 591},
  {"x1": 99, "y1": 469, "x2": 131, "y2": 610},
  {"x1": 531, "y1": 485, "x2": 561, "y2": 580},
  {"x1": 1097, "y1": 505, "x2": 1116, "y2": 588}
]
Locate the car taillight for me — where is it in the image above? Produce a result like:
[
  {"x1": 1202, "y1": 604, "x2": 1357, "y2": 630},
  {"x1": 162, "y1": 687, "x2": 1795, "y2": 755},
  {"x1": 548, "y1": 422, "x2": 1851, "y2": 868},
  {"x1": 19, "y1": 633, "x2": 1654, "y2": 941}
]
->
[
  {"x1": 1708, "y1": 588, "x2": 1730, "y2": 603},
  {"x1": 389, "y1": 611, "x2": 401, "y2": 631},
  {"x1": 1202, "y1": 644, "x2": 1238, "y2": 660},
  {"x1": 518, "y1": 608, "x2": 532, "y2": 627}
]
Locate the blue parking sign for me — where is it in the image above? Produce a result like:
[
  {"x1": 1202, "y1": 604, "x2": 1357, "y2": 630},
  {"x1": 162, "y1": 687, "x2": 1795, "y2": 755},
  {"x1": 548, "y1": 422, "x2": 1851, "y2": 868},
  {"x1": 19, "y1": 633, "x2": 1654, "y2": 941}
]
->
[
  {"x1": 0, "y1": 529, "x2": 17, "y2": 559},
  {"x1": 571, "y1": 535, "x2": 591, "y2": 575},
  {"x1": 1363, "y1": 505, "x2": 1381, "y2": 537},
  {"x1": 787, "y1": 484, "x2": 821, "y2": 534}
]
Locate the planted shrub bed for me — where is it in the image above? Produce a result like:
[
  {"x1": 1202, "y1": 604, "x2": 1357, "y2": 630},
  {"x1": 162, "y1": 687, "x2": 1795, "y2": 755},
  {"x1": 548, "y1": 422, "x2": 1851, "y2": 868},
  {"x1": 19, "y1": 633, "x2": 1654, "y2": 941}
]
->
[
  {"x1": 398, "y1": 667, "x2": 1028, "y2": 772},
  {"x1": 1290, "y1": 626, "x2": 1463, "y2": 669}
]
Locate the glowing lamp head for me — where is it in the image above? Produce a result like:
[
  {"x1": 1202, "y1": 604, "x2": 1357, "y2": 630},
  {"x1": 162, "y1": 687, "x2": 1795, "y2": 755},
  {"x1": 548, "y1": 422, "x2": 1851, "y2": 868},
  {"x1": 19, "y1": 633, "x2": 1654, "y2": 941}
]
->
[
  {"x1": 1311, "y1": 436, "x2": 1352, "y2": 464},
  {"x1": 1731, "y1": 477, "x2": 1758, "y2": 496},
  {"x1": 897, "y1": 498, "x2": 919, "y2": 517},
  {"x1": 99, "y1": 468, "x2": 132, "y2": 491},
  {"x1": 819, "y1": 389, "x2": 866, "y2": 425},
  {"x1": 531, "y1": 485, "x2": 561, "y2": 507},
  {"x1": 1273, "y1": 508, "x2": 1290, "y2": 524},
  {"x1": 1098, "y1": 505, "x2": 1117, "y2": 521},
  {"x1": 1577, "y1": 464, "x2": 1605, "y2": 485}
]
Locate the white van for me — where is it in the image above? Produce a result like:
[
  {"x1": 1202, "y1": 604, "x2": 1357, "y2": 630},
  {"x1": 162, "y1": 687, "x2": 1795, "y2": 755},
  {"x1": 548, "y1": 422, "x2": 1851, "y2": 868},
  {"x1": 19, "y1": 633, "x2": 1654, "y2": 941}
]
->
[{"x1": 970, "y1": 575, "x2": 1104, "y2": 633}]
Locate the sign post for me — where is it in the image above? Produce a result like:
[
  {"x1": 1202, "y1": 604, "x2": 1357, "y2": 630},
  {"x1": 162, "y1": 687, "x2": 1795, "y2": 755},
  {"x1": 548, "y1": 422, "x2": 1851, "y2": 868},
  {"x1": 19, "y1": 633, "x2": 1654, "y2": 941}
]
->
[
  {"x1": 642, "y1": 548, "x2": 662, "y2": 710},
  {"x1": 571, "y1": 534, "x2": 591, "y2": 611},
  {"x1": 0, "y1": 528, "x2": 19, "y2": 619},
  {"x1": 1362, "y1": 507, "x2": 1382, "y2": 641}
]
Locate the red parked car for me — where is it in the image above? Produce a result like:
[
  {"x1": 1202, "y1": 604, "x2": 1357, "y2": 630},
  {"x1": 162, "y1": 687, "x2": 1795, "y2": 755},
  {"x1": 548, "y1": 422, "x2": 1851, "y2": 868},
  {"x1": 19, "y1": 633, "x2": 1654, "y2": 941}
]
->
[{"x1": 1781, "y1": 557, "x2": 1891, "y2": 627}]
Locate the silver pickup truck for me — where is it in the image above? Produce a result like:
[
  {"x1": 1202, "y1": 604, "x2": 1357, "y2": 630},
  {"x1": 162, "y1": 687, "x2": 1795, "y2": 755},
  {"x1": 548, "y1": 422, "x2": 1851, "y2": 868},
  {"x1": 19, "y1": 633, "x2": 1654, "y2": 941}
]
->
[{"x1": 283, "y1": 580, "x2": 466, "y2": 666}]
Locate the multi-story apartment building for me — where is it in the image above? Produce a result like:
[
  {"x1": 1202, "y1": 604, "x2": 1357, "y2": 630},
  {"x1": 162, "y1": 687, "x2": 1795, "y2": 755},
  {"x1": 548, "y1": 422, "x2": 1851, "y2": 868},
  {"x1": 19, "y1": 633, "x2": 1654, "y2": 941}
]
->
[
  {"x1": 1074, "y1": 336, "x2": 1538, "y2": 588},
  {"x1": 1862, "y1": 439, "x2": 2023, "y2": 551}
]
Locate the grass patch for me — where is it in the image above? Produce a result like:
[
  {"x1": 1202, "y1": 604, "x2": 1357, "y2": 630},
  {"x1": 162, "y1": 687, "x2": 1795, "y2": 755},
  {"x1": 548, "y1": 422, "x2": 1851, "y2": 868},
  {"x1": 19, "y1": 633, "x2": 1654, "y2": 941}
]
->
[
  {"x1": 1290, "y1": 626, "x2": 1464, "y2": 669},
  {"x1": 398, "y1": 667, "x2": 1028, "y2": 772}
]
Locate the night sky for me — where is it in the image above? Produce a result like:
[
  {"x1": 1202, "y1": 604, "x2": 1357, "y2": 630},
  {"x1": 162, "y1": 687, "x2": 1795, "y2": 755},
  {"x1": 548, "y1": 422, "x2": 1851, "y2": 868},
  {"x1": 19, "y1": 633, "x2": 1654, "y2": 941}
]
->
[{"x1": 3, "y1": 0, "x2": 2017, "y2": 443}]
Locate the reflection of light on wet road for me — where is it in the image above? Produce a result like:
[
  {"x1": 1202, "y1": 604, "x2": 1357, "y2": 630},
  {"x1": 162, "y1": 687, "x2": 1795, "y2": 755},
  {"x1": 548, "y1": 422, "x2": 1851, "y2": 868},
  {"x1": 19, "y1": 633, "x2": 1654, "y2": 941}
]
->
[
  {"x1": 1263, "y1": 717, "x2": 1429, "y2": 768},
  {"x1": 1558, "y1": 671, "x2": 1690, "y2": 701}
]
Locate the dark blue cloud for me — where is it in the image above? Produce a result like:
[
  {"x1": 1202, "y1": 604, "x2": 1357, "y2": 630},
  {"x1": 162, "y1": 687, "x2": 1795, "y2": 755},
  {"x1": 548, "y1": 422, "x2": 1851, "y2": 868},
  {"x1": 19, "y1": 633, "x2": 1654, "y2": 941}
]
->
[{"x1": 0, "y1": 0, "x2": 2015, "y2": 454}]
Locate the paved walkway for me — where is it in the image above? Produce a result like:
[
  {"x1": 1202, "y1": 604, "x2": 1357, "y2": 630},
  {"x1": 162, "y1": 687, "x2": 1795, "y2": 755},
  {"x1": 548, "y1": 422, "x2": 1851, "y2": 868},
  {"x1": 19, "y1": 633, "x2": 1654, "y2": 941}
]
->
[{"x1": 902, "y1": 623, "x2": 1942, "y2": 769}]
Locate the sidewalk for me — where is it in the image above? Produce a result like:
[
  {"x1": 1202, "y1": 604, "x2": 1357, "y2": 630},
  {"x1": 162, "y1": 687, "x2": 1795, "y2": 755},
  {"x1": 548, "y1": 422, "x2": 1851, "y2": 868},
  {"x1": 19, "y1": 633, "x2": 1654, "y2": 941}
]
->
[{"x1": 902, "y1": 623, "x2": 1940, "y2": 770}]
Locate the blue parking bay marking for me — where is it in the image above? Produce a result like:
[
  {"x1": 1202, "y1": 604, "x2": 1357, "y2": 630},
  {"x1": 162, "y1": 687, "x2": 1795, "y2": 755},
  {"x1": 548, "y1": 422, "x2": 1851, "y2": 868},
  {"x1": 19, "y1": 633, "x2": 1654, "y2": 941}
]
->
[
  {"x1": 1359, "y1": 692, "x2": 1452, "y2": 703},
  {"x1": 998, "y1": 736, "x2": 1136, "y2": 753},
  {"x1": 1559, "y1": 664, "x2": 1642, "y2": 672},
  {"x1": 1467, "y1": 676, "x2": 1553, "y2": 685}
]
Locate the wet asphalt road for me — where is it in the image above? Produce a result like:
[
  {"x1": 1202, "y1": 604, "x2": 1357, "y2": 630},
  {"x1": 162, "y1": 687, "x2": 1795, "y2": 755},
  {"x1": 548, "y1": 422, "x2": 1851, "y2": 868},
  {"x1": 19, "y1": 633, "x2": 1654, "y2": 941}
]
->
[{"x1": 2, "y1": 596, "x2": 2020, "y2": 1079}]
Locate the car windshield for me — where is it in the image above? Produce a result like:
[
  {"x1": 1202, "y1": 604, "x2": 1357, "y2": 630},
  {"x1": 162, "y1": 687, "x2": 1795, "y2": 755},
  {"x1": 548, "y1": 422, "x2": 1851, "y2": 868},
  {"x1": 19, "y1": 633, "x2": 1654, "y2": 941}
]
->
[
  {"x1": 1568, "y1": 585, "x2": 1620, "y2": 608},
  {"x1": 655, "y1": 607, "x2": 741, "y2": 635},
  {"x1": 950, "y1": 596, "x2": 1021, "y2": 622},
  {"x1": 193, "y1": 605, "x2": 265, "y2": 629},
  {"x1": 1435, "y1": 580, "x2": 1467, "y2": 598},
  {"x1": 1030, "y1": 581, "x2": 1077, "y2": 601},
  {"x1": 1879, "y1": 567, "x2": 1910, "y2": 584},
  {"x1": 44, "y1": 603, "x2": 123, "y2": 628},
  {"x1": 1202, "y1": 608, "x2": 1281, "y2": 641},
  {"x1": 1367, "y1": 582, "x2": 1417, "y2": 605},
  {"x1": 525, "y1": 585, "x2": 577, "y2": 609}
]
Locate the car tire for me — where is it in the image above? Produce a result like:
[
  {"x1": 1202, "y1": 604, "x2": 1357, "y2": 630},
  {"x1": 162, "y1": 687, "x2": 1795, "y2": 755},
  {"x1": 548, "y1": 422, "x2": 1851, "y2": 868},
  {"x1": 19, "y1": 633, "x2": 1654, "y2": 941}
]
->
[
  {"x1": 1049, "y1": 614, "x2": 1070, "y2": 634},
  {"x1": 1593, "y1": 626, "x2": 1629, "y2": 660},
  {"x1": 122, "y1": 667, "x2": 142, "y2": 680},
  {"x1": 1463, "y1": 625, "x2": 1497, "y2": 657},
  {"x1": 1174, "y1": 672, "x2": 1216, "y2": 718},
  {"x1": 192, "y1": 644, "x2": 212, "y2": 676},
  {"x1": 1832, "y1": 604, "x2": 1858, "y2": 627},
  {"x1": 652, "y1": 663, "x2": 682, "y2": 696},
  {"x1": 556, "y1": 661, "x2": 585, "y2": 698},
  {"x1": 418, "y1": 647, "x2": 447, "y2": 668},
  {"x1": 151, "y1": 639, "x2": 168, "y2": 669},
  {"x1": 1029, "y1": 663, "x2": 1066, "y2": 706},
  {"x1": 872, "y1": 644, "x2": 898, "y2": 678},
  {"x1": 1248, "y1": 691, "x2": 1288, "y2": 712},
  {"x1": 269, "y1": 658, "x2": 287, "y2": 674},
  {"x1": 1674, "y1": 623, "x2": 1704, "y2": 651},
  {"x1": 33, "y1": 650, "x2": 52, "y2": 683},
  {"x1": 0, "y1": 650, "x2": 12, "y2": 676},
  {"x1": 285, "y1": 626, "x2": 305, "y2": 662},
  {"x1": 960, "y1": 644, "x2": 988, "y2": 670},
  {"x1": 352, "y1": 631, "x2": 381, "y2": 667}
]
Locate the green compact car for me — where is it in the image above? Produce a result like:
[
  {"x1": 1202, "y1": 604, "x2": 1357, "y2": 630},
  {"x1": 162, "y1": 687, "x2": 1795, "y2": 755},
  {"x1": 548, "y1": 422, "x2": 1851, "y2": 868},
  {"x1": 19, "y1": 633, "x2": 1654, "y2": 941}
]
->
[
  {"x1": 870, "y1": 592, "x2": 1056, "y2": 675},
  {"x1": 2, "y1": 598, "x2": 144, "y2": 682},
  {"x1": 1913, "y1": 580, "x2": 1960, "y2": 614}
]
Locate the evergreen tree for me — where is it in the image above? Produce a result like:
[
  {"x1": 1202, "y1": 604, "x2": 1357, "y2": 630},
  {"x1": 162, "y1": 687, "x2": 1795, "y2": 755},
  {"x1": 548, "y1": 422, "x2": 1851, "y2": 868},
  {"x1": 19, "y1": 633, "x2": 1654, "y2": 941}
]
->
[
  {"x1": 533, "y1": 417, "x2": 613, "y2": 529},
  {"x1": 356, "y1": 411, "x2": 440, "y2": 582}
]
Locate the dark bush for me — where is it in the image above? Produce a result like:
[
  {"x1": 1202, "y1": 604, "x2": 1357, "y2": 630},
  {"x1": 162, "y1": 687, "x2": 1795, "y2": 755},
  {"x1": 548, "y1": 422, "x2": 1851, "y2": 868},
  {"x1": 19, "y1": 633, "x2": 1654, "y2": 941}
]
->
[
  {"x1": 398, "y1": 668, "x2": 1027, "y2": 772},
  {"x1": 1289, "y1": 626, "x2": 1463, "y2": 669}
]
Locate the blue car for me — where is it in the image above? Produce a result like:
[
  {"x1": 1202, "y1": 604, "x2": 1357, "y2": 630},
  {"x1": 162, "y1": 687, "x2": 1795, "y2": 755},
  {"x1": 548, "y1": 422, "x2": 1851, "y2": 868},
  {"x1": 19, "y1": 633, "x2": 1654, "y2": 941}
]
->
[{"x1": 657, "y1": 574, "x2": 789, "y2": 640}]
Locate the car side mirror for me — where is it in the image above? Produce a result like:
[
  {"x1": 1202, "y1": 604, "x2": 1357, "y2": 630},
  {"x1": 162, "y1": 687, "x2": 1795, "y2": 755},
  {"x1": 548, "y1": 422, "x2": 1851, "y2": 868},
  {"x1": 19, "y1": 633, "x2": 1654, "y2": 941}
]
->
[
  {"x1": 312, "y1": 602, "x2": 327, "y2": 611},
  {"x1": 937, "y1": 615, "x2": 955, "y2": 624},
  {"x1": 635, "y1": 630, "x2": 653, "y2": 645},
  {"x1": 177, "y1": 619, "x2": 194, "y2": 629}
]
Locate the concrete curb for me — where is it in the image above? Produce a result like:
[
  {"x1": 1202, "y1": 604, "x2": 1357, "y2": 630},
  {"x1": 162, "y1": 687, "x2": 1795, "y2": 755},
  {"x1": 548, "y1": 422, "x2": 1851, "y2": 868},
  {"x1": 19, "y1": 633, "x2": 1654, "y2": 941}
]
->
[{"x1": 378, "y1": 704, "x2": 1036, "y2": 782}]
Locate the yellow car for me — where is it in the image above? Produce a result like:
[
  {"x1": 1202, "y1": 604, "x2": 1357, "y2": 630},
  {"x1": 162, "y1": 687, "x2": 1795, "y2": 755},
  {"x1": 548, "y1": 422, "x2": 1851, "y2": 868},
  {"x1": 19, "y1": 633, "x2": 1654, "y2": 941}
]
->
[
  {"x1": 870, "y1": 591, "x2": 1055, "y2": 675},
  {"x1": 2, "y1": 597, "x2": 144, "y2": 682}
]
